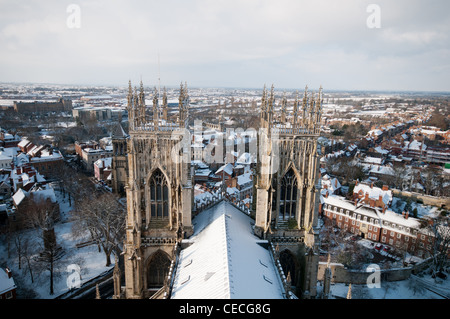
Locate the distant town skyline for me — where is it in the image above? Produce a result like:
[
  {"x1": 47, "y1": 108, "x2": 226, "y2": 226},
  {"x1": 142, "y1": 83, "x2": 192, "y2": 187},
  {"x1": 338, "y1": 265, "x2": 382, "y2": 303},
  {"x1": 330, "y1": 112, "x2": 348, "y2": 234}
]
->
[{"x1": 1, "y1": 0, "x2": 449, "y2": 92}]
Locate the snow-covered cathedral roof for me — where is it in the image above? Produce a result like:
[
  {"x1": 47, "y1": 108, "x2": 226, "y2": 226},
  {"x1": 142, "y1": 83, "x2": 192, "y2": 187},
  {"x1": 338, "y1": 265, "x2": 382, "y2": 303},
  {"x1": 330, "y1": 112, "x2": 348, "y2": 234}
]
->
[{"x1": 171, "y1": 201, "x2": 285, "y2": 299}]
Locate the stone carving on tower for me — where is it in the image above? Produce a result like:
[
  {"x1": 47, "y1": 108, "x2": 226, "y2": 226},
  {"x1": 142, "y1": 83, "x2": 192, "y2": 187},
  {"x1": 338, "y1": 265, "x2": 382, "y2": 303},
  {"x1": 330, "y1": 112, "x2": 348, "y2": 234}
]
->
[
  {"x1": 122, "y1": 80, "x2": 193, "y2": 299},
  {"x1": 254, "y1": 84, "x2": 323, "y2": 299},
  {"x1": 162, "y1": 87, "x2": 168, "y2": 122}
]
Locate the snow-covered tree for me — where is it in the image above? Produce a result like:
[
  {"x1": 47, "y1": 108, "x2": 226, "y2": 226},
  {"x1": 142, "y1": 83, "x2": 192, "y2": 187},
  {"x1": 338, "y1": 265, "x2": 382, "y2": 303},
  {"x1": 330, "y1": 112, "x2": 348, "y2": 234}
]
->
[
  {"x1": 423, "y1": 217, "x2": 450, "y2": 281},
  {"x1": 72, "y1": 192, "x2": 125, "y2": 267}
]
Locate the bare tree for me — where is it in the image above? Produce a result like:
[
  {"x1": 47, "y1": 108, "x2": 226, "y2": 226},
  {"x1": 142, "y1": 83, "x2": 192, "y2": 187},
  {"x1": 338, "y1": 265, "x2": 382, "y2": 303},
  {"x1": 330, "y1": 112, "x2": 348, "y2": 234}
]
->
[
  {"x1": 21, "y1": 237, "x2": 37, "y2": 284},
  {"x1": 34, "y1": 232, "x2": 64, "y2": 295},
  {"x1": 72, "y1": 192, "x2": 125, "y2": 267},
  {"x1": 389, "y1": 165, "x2": 408, "y2": 190},
  {"x1": 22, "y1": 197, "x2": 64, "y2": 295},
  {"x1": 12, "y1": 231, "x2": 25, "y2": 270},
  {"x1": 423, "y1": 217, "x2": 450, "y2": 281},
  {"x1": 421, "y1": 166, "x2": 441, "y2": 196}
]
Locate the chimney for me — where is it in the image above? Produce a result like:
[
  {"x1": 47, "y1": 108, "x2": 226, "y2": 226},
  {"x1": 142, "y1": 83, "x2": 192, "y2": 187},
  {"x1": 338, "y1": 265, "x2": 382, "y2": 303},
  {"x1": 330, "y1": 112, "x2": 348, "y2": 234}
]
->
[
  {"x1": 382, "y1": 206, "x2": 386, "y2": 214},
  {"x1": 382, "y1": 185, "x2": 389, "y2": 191},
  {"x1": 370, "y1": 182, "x2": 374, "y2": 189},
  {"x1": 5, "y1": 267, "x2": 12, "y2": 278},
  {"x1": 405, "y1": 211, "x2": 409, "y2": 219}
]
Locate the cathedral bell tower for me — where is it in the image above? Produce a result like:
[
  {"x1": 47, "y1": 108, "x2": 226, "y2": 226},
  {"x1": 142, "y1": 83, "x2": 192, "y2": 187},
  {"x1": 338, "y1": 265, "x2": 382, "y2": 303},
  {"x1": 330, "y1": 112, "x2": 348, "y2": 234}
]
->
[
  {"x1": 122, "y1": 81, "x2": 193, "y2": 299},
  {"x1": 254, "y1": 84, "x2": 323, "y2": 298}
]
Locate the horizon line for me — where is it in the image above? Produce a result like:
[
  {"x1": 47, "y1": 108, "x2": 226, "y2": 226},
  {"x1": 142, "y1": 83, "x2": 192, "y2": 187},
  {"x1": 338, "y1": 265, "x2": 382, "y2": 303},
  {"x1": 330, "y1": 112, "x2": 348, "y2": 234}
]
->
[{"x1": 0, "y1": 80, "x2": 449, "y2": 95}]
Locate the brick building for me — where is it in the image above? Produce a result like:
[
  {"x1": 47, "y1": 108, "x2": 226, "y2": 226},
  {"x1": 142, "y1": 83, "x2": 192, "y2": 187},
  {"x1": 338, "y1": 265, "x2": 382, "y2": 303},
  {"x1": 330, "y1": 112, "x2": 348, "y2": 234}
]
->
[
  {"x1": 13, "y1": 98, "x2": 72, "y2": 114},
  {"x1": 0, "y1": 129, "x2": 21, "y2": 148},
  {"x1": 75, "y1": 140, "x2": 112, "y2": 172},
  {"x1": 353, "y1": 181, "x2": 392, "y2": 211},
  {"x1": 0, "y1": 268, "x2": 16, "y2": 299},
  {"x1": 321, "y1": 195, "x2": 440, "y2": 259},
  {"x1": 29, "y1": 149, "x2": 64, "y2": 178}
]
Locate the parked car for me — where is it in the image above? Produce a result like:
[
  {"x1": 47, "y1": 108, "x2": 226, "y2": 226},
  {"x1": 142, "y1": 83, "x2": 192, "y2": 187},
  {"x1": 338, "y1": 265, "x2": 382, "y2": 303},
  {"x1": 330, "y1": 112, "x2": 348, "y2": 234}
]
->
[
  {"x1": 383, "y1": 246, "x2": 391, "y2": 252},
  {"x1": 375, "y1": 244, "x2": 383, "y2": 251}
]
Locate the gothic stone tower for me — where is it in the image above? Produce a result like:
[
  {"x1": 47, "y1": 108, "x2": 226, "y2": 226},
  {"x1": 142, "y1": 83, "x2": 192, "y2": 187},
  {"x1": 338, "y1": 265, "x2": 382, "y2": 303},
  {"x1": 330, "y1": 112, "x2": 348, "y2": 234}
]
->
[
  {"x1": 123, "y1": 81, "x2": 193, "y2": 299},
  {"x1": 111, "y1": 123, "x2": 129, "y2": 195},
  {"x1": 254, "y1": 84, "x2": 323, "y2": 298}
]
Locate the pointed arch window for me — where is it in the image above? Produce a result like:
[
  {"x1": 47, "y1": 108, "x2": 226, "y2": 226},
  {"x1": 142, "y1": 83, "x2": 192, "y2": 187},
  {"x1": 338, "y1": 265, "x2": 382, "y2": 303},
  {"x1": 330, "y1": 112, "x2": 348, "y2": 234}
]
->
[
  {"x1": 149, "y1": 169, "x2": 169, "y2": 218},
  {"x1": 279, "y1": 168, "x2": 298, "y2": 220},
  {"x1": 147, "y1": 250, "x2": 171, "y2": 289},
  {"x1": 279, "y1": 250, "x2": 297, "y2": 287}
]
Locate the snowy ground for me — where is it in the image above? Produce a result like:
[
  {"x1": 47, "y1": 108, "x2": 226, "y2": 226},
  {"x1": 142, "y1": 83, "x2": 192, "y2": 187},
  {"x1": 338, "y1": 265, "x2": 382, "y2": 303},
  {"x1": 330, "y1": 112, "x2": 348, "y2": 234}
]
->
[
  {"x1": 319, "y1": 222, "x2": 450, "y2": 299},
  {"x1": 391, "y1": 197, "x2": 440, "y2": 219},
  {"x1": 0, "y1": 190, "x2": 115, "y2": 299},
  {"x1": 318, "y1": 272, "x2": 450, "y2": 299}
]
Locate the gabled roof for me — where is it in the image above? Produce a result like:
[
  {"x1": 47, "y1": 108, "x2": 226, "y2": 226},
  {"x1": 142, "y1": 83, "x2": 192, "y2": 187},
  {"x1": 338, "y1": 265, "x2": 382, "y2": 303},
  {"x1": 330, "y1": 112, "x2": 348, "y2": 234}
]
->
[
  {"x1": 111, "y1": 123, "x2": 128, "y2": 139},
  {"x1": 216, "y1": 163, "x2": 233, "y2": 176},
  {"x1": 171, "y1": 201, "x2": 285, "y2": 299},
  {"x1": 237, "y1": 172, "x2": 252, "y2": 186},
  {"x1": 12, "y1": 188, "x2": 27, "y2": 206},
  {"x1": 354, "y1": 183, "x2": 392, "y2": 205},
  {"x1": 18, "y1": 139, "x2": 31, "y2": 148}
]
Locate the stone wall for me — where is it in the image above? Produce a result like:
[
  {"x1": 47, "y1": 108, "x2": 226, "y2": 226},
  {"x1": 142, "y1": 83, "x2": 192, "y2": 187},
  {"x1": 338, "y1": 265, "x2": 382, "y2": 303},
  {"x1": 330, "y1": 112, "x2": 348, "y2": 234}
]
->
[
  {"x1": 392, "y1": 189, "x2": 450, "y2": 209},
  {"x1": 317, "y1": 257, "x2": 435, "y2": 285},
  {"x1": 318, "y1": 262, "x2": 411, "y2": 284}
]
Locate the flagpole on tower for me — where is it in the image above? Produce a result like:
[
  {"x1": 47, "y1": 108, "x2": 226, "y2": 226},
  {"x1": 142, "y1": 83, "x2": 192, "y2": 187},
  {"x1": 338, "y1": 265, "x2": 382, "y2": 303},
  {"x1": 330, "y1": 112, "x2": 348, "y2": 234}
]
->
[{"x1": 158, "y1": 51, "x2": 161, "y2": 119}]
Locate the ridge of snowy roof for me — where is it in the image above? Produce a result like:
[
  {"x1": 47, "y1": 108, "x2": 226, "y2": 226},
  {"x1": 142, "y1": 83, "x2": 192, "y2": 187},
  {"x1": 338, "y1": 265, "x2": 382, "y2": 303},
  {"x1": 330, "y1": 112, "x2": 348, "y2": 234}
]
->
[{"x1": 171, "y1": 201, "x2": 285, "y2": 299}]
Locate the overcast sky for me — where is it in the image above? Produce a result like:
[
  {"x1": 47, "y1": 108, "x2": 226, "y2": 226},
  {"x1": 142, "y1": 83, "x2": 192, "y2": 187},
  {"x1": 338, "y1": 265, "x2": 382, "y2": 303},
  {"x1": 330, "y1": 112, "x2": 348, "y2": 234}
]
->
[{"x1": 0, "y1": 0, "x2": 449, "y2": 91}]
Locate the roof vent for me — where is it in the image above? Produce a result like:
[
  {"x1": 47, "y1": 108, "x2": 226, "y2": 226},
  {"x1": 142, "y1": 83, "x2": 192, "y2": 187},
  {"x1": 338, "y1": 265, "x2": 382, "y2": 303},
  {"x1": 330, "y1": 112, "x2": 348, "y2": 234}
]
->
[
  {"x1": 184, "y1": 259, "x2": 193, "y2": 268},
  {"x1": 263, "y1": 275, "x2": 273, "y2": 284},
  {"x1": 181, "y1": 275, "x2": 191, "y2": 285}
]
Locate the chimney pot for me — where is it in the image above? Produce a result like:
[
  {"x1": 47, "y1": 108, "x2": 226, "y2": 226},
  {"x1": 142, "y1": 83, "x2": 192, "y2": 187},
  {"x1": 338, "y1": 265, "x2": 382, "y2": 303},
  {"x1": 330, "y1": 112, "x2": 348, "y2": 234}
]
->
[{"x1": 5, "y1": 267, "x2": 12, "y2": 278}]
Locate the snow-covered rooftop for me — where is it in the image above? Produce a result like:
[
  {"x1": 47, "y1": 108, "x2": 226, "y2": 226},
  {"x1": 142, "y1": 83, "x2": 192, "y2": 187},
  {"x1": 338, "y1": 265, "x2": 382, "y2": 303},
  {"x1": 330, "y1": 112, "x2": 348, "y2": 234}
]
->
[
  {"x1": 171, "y1": 201, "x2": 285, "y2": 299},
  {"x1": 354, "y1": 183, "x2": 392, "y2": 205},
  {"x1": 0, "y1": 268, "x2": 16, "y2": 295},
  {"x1": 216, "y1": 163, "x2": 233, "y2": 176},
  {"x1": 364, "y1": 156, "x2": 383, "y2": 164},
  {"x1": 12, "y1": 188, "x2": 27, "y2": 206},
  {"x1": 94, "y1": 157, "x2": 112, "y2": 169},
  {"x1": 236, "y1": 152, "x2": 256, "y2": 165},
  {"x1": 405, "y1": 140, "x2": 427, "y2": 151},
  {"x1": 237, "y1": 172, "x2": 252, "y2": 186}
]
